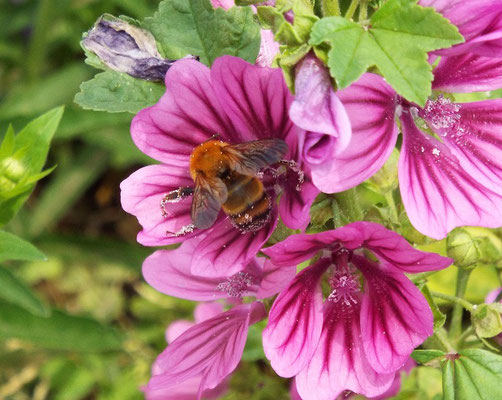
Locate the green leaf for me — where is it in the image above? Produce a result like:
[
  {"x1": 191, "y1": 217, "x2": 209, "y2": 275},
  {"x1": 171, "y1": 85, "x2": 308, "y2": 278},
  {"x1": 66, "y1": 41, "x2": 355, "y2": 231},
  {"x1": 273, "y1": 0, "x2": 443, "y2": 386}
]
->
[
  {"x1": 0, "y1": 265, "x2": 49, "y2": 316},
  {"x1": 144, "y1": 0, "x2": 261, "y2": 65},
  {"x1": 0, "y1": 107, "x2": 64, "y2": 225},
  {"x1": 421, "y1": 284, "x2": 446, "y2": 331},
  {"x1": 310, "y1": 0, "x2": 463, "y2": 106},
  {"x1": 74, "y1": 70, "x2": 165, "y2": 114},
  {"x1": 0, "y1": 230, "x2": 46, "y2": 262},
  {"x1": 411, "y1": 349, "x2": 446, "y2": 365},
  {"x1": 442, "y1": 349, "x2": 502, "y2": 400},
  {"x1": 0, "y1": 300, "x2": 123, "y2": 352}
]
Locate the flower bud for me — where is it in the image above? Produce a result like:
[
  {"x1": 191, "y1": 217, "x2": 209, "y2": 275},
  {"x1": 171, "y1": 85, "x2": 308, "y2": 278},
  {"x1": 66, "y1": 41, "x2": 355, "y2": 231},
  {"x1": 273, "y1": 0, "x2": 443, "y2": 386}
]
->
[
  {"x1": 447, "y1": 227, "x2": 502, "y2": 269},
  {"x1": 0, "y1": 157, "x2": 26, "y2": 192},
  {"x1": 471, "y1": 303, "x2": 502, "y2": 338},
  {"x1": 83, "y1": 15, "x2": 192, "y2": 82}
]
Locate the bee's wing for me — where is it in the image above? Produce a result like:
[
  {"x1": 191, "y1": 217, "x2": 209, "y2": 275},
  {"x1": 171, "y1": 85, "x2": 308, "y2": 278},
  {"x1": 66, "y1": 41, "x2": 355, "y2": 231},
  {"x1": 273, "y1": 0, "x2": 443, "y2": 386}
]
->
[
  {"x1": 223, "y1": 139, "x2": 288, "y2": 175},
  {"x1": 191, "y1": 174, "x2": 228, "y2": 229}
]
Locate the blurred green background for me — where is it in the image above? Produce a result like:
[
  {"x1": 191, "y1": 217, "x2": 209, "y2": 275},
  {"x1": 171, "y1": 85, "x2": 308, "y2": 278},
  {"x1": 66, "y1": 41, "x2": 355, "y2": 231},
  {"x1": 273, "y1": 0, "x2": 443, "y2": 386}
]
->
[{"x1": 1, "y1": 1, "x2": 500, "y2": 399}]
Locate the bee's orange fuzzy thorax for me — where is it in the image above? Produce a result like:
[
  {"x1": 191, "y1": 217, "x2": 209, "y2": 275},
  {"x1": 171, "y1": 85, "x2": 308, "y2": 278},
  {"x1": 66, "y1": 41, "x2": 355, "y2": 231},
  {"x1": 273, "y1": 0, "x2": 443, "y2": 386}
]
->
[{"x1": 189, "y1": 140, "x2": 229, "y2": 181}]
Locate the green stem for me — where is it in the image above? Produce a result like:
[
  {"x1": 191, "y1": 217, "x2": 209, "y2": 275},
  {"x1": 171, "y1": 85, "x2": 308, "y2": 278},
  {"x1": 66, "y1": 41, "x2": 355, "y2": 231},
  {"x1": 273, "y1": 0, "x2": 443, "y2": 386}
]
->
[
  {"x1": 26, "y1": 0, "x2": 52, "y2": 80},
  {"x1": 456, "y1": 326, "x2": 475, "y2": 348},
  {"x1": 450, "y1": 269, "x2": 472, "y2": 339},
  {"x1": 430, "y1": 291, "x2": 474, "y2": 312},
  {"x1": 345, "y1": 0, "x2": 360, "y2": 19},
  {"x1": 334, "y1": 188, "x2": 364, "y2": 223},
  {"x1": 433, "y1": 328, "x2": 456, "y2": 352},
  {"x1": 359, "y1": 0, "x2": 368, "y2": 20},
  {"x1": 410, "y1": 270, "x2": 441, "y2": 283},
  {"x1": 322, "y1": 0, "x2": 341, "y2": 16},
  {"x1": 384, "y1": 191, "x2": 399, "y2": 225}
]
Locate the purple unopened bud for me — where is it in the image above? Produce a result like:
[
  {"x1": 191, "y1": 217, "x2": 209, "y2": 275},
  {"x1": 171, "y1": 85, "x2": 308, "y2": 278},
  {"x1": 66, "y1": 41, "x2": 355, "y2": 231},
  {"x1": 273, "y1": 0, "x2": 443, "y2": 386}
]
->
[{"x1": 83, "y1": 15, "x2": 196, "y2": 82}]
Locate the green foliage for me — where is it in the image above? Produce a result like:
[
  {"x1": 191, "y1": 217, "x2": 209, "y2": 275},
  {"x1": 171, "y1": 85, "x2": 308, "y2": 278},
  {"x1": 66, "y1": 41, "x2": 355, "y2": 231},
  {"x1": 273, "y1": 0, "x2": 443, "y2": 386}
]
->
[
  {"x1": 412, "y1": 349, "x2": 446, "y2": 365},
  {"x1": 74, "y1": 71, "x2": 165, "y2": 114},
  {"x1": 0, "y1": 301, "x2": 123, "y2": 352},
  {"x1": 0, "y1": 107, "x2": 63, "y2": 226},
  {"x1": 145, "y1": 0, "x2": 261, "y2": 65},
  {"x1": 310, "y1": 0, "x2": 463, "y2": 106},
  {"x1": 0, "y1": 230, "x2": 45, "y2": 262},
  {"x1": 420, "y1": 284, "x2": 446, "y2": 332},
  {"x1": 442, "y1": 349, "x2": 502, "y2": 400},
  {"x1": 471, "y1": 303, "x2": 502, "y2": 339}
]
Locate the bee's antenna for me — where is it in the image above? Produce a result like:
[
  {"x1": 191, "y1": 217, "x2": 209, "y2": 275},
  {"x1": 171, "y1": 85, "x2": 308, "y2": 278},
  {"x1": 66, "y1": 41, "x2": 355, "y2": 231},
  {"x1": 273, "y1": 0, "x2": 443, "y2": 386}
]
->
[{"x1": 203, "y1": 134, "x2": 221, "y2": 143}]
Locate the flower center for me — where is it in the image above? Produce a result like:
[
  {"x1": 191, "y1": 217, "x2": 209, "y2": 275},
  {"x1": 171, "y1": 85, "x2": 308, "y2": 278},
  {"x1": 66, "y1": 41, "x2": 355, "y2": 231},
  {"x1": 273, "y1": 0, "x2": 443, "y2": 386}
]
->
[
  {"x1": 419, "y1": 95, "x2": 461, "y2": 131},
  {"x1": 327, "y1": 247, "x2": 361, "y2": 305},
  {"x1": 216, "y1": 272, "x2": 255, "y2": 298}
]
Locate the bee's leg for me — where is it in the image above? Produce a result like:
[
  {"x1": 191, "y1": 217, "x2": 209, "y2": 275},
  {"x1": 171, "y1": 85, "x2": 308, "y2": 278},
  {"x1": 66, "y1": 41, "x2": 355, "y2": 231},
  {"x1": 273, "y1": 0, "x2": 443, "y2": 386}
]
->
[{"x1": 160, "y1": 186, "x2": 194, "y2": 217}]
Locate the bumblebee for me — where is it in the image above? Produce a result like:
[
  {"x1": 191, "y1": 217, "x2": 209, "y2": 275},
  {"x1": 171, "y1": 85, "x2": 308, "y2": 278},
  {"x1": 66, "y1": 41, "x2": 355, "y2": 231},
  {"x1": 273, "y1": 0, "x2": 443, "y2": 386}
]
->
[{"x1": 162, "y1": 138, "x2": 288, "y2": 233}]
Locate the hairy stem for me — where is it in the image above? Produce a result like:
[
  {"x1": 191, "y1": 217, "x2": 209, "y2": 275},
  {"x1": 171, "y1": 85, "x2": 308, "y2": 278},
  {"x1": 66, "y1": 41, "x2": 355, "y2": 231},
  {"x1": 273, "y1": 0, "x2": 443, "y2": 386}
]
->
[
  {"x1": 433, "y1": 328, "x2": 455, "y2": 353},
  {"x1": 345, "y1": 0, "x2": 360, "y2": 19},
  {"x1": 384, "y1": 190, "x2": 399, "y2": 225},
  {"x1": 322, "y1": 0, "x2": 341, "y2": 16},
  {"x1": 431, "y1": 291, "x2": 474, "y2": 312},
  {"x1": 450, "y1": 269, "x2": 472, "y2": 339},
  {"x1": 359, "y1": 0, "x2": 368, "y2": 20}
]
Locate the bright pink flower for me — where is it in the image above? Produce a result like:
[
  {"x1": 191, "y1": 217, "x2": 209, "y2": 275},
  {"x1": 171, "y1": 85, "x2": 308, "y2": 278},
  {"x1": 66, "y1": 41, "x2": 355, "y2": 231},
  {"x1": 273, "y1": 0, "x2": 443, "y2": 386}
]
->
[
  {"x1": 145, "y1": 301, "x2": 266, "y2": 399},
  {"x1": 211, "y1": 0, "x2": 280, "y2": 67},
  {"x1": 142, "y1": 238, "x2": 296, "y2": 298},
  {"x1": 419, "y1": 0, "x2": 502, "y2": 58},
  {"x1": 261, "y1": 222, "x2": 452, "y2": 399},
  {"x1": 120, "y1": 56, "x2": 318, "y2": 276},
  {"x1": 290, "y1": 54, "x2": 352, "y2": 192},
  {"x1": 322, "y1": 54, "x2": 502, "y2": 239}
]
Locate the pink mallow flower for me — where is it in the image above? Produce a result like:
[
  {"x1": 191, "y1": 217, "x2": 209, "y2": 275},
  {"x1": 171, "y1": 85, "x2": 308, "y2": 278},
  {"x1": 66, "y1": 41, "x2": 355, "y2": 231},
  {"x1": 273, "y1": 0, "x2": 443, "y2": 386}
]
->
[
  {"x1": 144, "y1": 301, "x2": 266, "y2": 399},
  {"x1": 320, "y1": 53, "x2": 502, "y2": 239},
  {"x1": 120, "y1": 55, "x2": 319, "y2": 277},
  {"x1": 420, "y1": 0, "x2": 502, "y2": 58},
  {"x1": 289, "y1": 54, "x2": 352, "y2": 192},
  {"x1": 261, "y1": 221, "x2": 452, "y2": 400},
  {"x1": 211, "y1": 0, "x2": 280, "y2": 67}
]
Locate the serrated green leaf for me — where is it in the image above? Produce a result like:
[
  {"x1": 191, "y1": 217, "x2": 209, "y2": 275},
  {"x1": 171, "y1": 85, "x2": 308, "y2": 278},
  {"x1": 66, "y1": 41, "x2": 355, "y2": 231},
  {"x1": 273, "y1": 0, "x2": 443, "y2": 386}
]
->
[
  {"x1": 310, "y1": 0, "x2": 463, "y2": 105},
  {"x1": 0, "y1": 230, "x2": 46, "y2": 262},
  {"x1": 0, "y1": 300, "x2": 123, "y2": 351},
  {"x1": 74, "y1": 70, "x2": 165, "y2": 114},
  {"x1": 144, "y1": 0, "x2": 261, "y2": 65},
  {"x1": 0, "y1": 265, "x2": 49, "y2": 316},
  {"x1": 441, "y1": 349, "x2": 502, "y2": 400},
  {"x1": 0, "y1": 107, "x2": 63, "y2": 225},
  {"x1": 411, "y1": 349, "x2": 446, "y2": 365}
]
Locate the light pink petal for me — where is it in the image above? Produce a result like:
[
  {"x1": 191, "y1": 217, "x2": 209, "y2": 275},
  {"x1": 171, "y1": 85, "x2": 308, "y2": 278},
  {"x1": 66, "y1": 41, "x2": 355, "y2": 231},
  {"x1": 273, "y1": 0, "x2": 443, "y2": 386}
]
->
[
  {"x1": 432, "y1": 54, "x2": 502, "y2": 92},
  {"x1": 399, "y1": 112, "x2": 502, "y2": 240},
  {"x1": 342, "y1": 222, "x2": 453, "y2": 273},
  {"x1": 256, "y1": 29, "x2": 280, "y2": 67},
  {"x1": 148, "y1": 302, "x2": 265, "y2": 393},
  {"x1": 120, "y1": 164, "x2": 196, "y2": 246},
  {"x1": 355, "y1": 255, "x2": 433, "y2": 373},
  {"x1": 211, "y1": 56, "x2": 296, "y2": 145},
  {"x1": 324, "y1": 74, "x2": 398, "y2": 193},
  {"x1": 131, "y1": 59, "x2": 233, "y2": 163},
  {"x1": 191, "y1": 209, "x2": 278, "y2": 277},
  {"x1": 255, "y1": 258, "x2": 297, "y2": 299},
  {"x1": 427, "y1": 100, "x2": 502, "y2": 197},
  {"x1": 263, "y1": 260, "x2": 328, "y2": 377},
  {"x1": 290, "y1": 55, "x2": 352, "y2": 151},
  {"x1": 211, "y1": 0, "x2": 234, "y2": 9},
  {"x1": 486, "y1": 288, "x2": 502, "y2": 303},
  {"x1": 166, "y1": 320, "x2": 194, "y2": 344},
  {"x1": 370, "y1": 358, "x2": 415, "y2": 400},
  {"x1": 295, "y1": 301, "x2": 394, "y2": 400},
  {"x1": 194, "y1": 302, "x2": 225, "y2": 324},
  {"x1": 144, "y1": 375, "x2": 228, "y2": 400},
  {"x1": 419, "y1": 0, "x2": 502, "y2": 57}
]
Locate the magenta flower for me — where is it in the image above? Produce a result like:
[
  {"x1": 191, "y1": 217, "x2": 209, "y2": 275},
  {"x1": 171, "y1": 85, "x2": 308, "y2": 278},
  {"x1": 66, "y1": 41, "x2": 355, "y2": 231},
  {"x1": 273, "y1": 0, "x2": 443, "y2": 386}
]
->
[
  {"x1": 321, "y1": 53, "x2": 502, "y2": 239},
  {"x1": 420, "y1": 0, "x2": 502, "y2": 58},
  {"x1": 142, "y1": 238, "x2": 296, "y2": 299},
  {"x1": 120, "y1": 56, "x2": 318, "y2": 276},
  {"x1": 144, "y1": 302, "x2": 229, "y2": 400},
  {"x1": 289, "y1": 54, "x2": 352, "y2": 192},
  {"x1": 144, "y1": 301, "x2": 265, "y2": 399},
  {"x1": 261, "y1": 222, "x2": 452, "y2": 399}
]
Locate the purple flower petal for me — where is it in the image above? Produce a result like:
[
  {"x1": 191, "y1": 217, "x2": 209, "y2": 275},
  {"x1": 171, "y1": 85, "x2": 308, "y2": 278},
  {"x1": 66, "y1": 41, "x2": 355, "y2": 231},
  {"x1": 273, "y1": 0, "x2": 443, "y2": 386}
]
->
[
  {"x1": 120, "y1": 164, "x2": 196, "y2": 246},
  {"x1": 191, "y1": 210, "x2": 278, "y2": 277},
  {"x1": 131, "y1": 59, "x2": 233, "y2": 163},
  {"x1": 211, "y1": 56, "x2": 296, "y2": 145},
  {"x1": 256, "y1": 29, "x2": 280, "y2": 67},
  {"x1": 323, "y1": 74, "x2": 398, "y2": 192},
  {"x1": 279, "y1": 175, "x2": 319, "y2": 230},
  {"x1": 194, "y1": 302, "x2": 225, "y2": 324},
  {"x1": 355, "y1": 255, "x2": 433, "y2": 373},
  {"x1": 148, "y1": 302, "x2": 265, "y2": 394},
  {"x1": 426, "y1": 99, "x2": 502, "y2": 197},
  {"x1": 345, "y1": 222, "x2": 453, "y2": 273},
  {"x1": 290, "y1": 54, "x2": 352, "y2": 151},
  {"x1": 399, "y1": 112, "x2": 502, "y2": 239},
  {"x1": 166, "y1": 320, "x2": 193, "y2": 344},
  {"x1": 295, "y1": 301, "x2": 394, "y2": 400},
  {"x1": 255, "y1": 258, "x2": 296, "y2": 299},
  {"x1": 433, "y1": 54, "x2": 502, "y2": 92},
  {"x1": 144, "y1": 375, "x2": 228, "y2": 400},
  {"x1": 263, "y1": 260, "x2": 328, "y2": 377}
]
